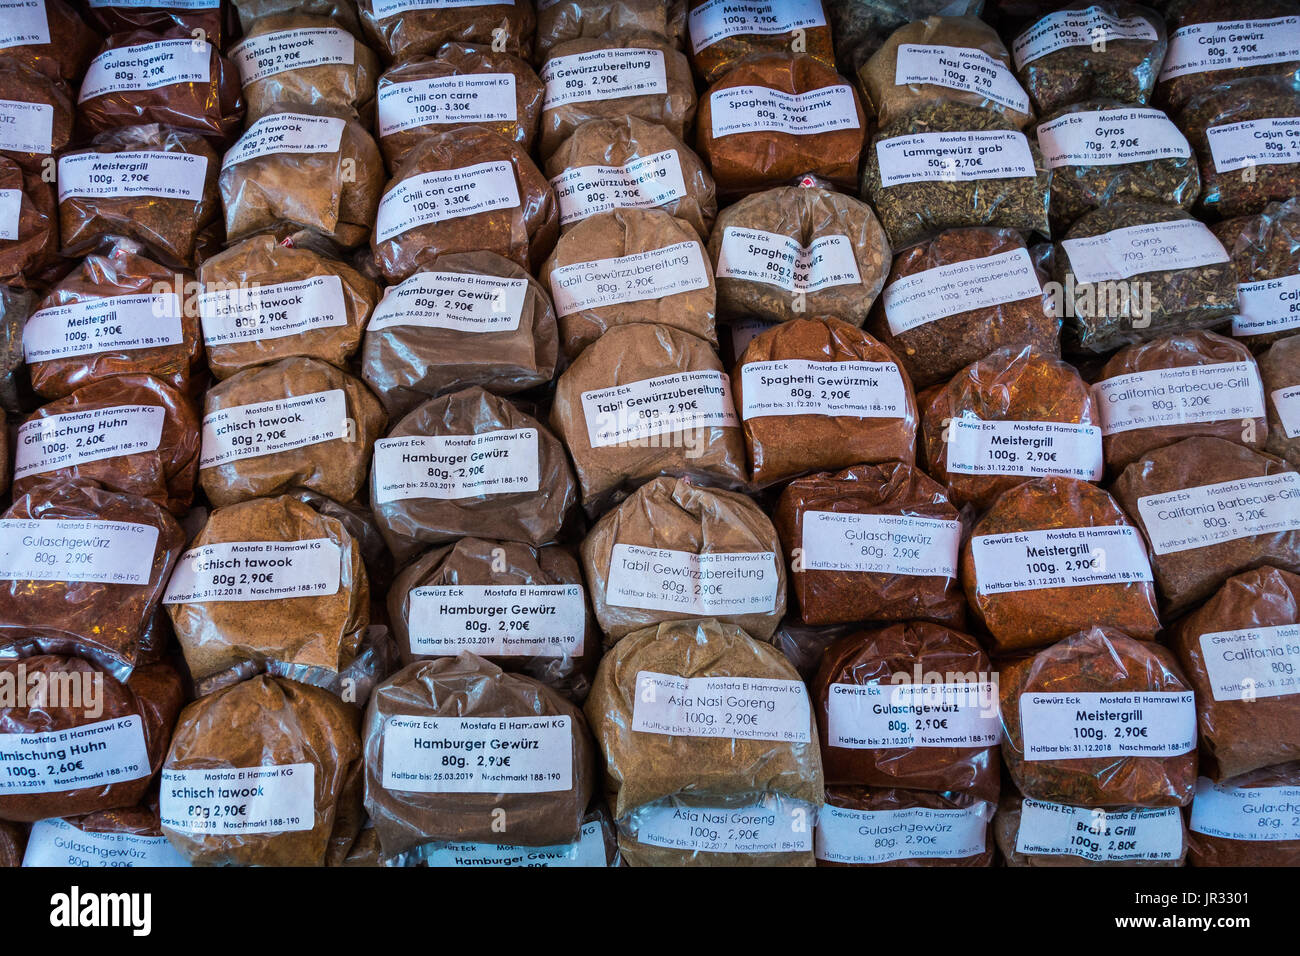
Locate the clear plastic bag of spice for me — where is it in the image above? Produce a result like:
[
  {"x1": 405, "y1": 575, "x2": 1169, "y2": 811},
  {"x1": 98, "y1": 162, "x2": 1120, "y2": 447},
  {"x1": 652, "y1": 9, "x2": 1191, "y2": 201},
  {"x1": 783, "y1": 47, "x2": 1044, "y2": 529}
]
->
[
  {"x1": 1261, "y1": 335, "x2": 1300, "y2": 467},
  {"x1": 734, "y1": 317, "x2": 918, "y2": 487},
  {"x1": 825, "y1": 0, "x2": 985, "y2": 77},
  {"x1": 85, "y1": 1, "x2": 227, "y2": 49},
  {"x1": 1012, "y1": 1, "x2": 1166, "y2": 116},
  {"x1": 0, "y1": 656, "x2": 183, "y2": 823},
  {"x1": 1214, "y1": 198, "x2": 1300, "y2": 348},
  {"x1": 818, "y1": 787, "x2": 996, "y2": 867},
  {"x1": 77, "y1": 30, "x2": 245, "y2": 146},
  {"x1": 0, "y1": 481, "x2": 185, "y2": 678},
  {"x1": 999, "y1": 627, "x2": 1198, "y2": 808},
  {"x1": 0, "y1": 156, "x2": 57, "y2": 286},
  {"x1": 687, "y1": 0, "x2": 836, "y2": 85},
  {"x1": 57, "y1": 124, "x2": 221, "y2": 269},
  {"x1": 0, "y1": 0, "x2": 99, "y2": 87},
  {"x1": 994, "y1": 792, "x2": 1188, "y2": 866},
  {"x1": 1186, "y1": 762, "x2": 1300, "y2": 866},
  {"x1": 0, "y1": 58, "x2": 73, "y2": 174},
  {"x1": 536, "y1": 0, "x2": 688, "y2": 63},
  {"x1": 617, "y1": 792, "x2": 817, "y2": 866},
  {"x1": 358, "y1": 0, "x2": 534, "y2": 62},
  {"x1": 26, "y1": 245, "x2": 205, "y2": 401},
  {"x1": 234, "y1": 0, "x2": 364, "y2": 37}
]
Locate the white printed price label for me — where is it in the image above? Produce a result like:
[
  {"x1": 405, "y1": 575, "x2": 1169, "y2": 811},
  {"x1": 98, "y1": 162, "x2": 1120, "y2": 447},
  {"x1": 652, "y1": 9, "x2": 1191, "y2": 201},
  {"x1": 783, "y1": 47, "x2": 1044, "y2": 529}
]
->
[
  {"x1": 541, "y1": 48, "x2": 667, "y2": 108},
  {"x1": 1061, "y1": 217, "x2": 1228, "y2": 283},
  {"x1": 709, "y1": 83, "x2": 859, "y2": 137},
  {"x1": 740, "y1": 360, "x2": 906, "y2": 419},
  {"x1": 408, "y1": 584, "x2": 586, "y2": 657},
  {"x1": 1207, "y1": 117, "x2": 1300, "y2": 173},
  {"x1": 23, "y1": 292, "x2": 184, "y2": 362},
  {"x1": 1015, "y1": 798, "x2": 1183, "y2": 861},
  {"x1": 160, "y1": 764, "x2": 315, "y2": 835},
  {"x1": 632, "y1": 671, "x2": 810, "y2": 742},
  {"x1": 15, "y1": 404, "x2": 165, "y2": 480},
  {"x1": 80, "y1": 39, "x2": 211, "y2": 100},
  {"x1": 23, "y1": 817, "x2": 190, "y2": 868},
  {"x1": 875, "y1": 130, "x2": 1035, "y2": 187},
  {"x1": 163, "y1": 538, "x2": 341, "y2": 604},
  {"x1": 1137, "y1": 472, "x2": 1300, "y2": 555},
  {"x1": 378, "y1": 72, "x2": 516, "y2": 136},
  {"x1": 375, "y1": 160, "x2": 520, "y2": 244},
  {"x1": 0, "y1": 1, "x2": 50, "y2": 50},
  {"x1": 894, "y1": 43, "x2": 1028, "y2": 113},
  {"x1": 1199, "y1": 623, "x2": 1300, "y2": 702},
  {"x1": 0, "y1": 716, "x2": 150, "y2": 795},
  {"x1": 946, "y1": 418, "x2": 1103, "y2": 480},
  {"x1": 827, "y1": 682, "x2": 1001, "y2": 749},
  {"x1": 1013, "y1": 5, "x2": 1158, "y2": 68},
  {"x1": 801, "y1": 511, "x2": 961, "y2": 577},
  {"x1": 0, "y1": 99, "x2": 53, "y2": 154},
  {"x1": 604, "y1": 544, "x2": 778, "y2": 616},
  {"x1": 222, "y1": 113, "x2": 345, "y2": 168},
  {"x1": 1190, "y1": 776, "x2": 1300, "y2": 842},
  {"x1": 549, "y1": 241, "x2": 709, "y2": 315},
  {"x1": 200, "y1": 275, "x2": 347, "y2": 345},
  {"x1": 689, "y1": 0, "x2": 825, "y2": 52},
  {"x1": 715, "y1": 228, "x2": 861, "y2": 294},
  {"x1": 1273, "y1": 385, "x2": 1300, "y2": 439},
  {"x1": 367, "y1": 270, "x2": 526, "y2": 333},
  {"x1": 372, "y1": 429, "x2": 539, "y2": 504},
  {"x1": 632, "y1": 798, "x2": 814, "y2": 855},
  {"x1": 1037, "y1": 107, "x2": 1190, "y2": 167},
  {"x1": 970, "y1": 525, "x2": 1153, "y2": 594},
  {"x1": 816, "y1": 802, "x2": 990, "y2": 865},
  {"x1": 1234, "y1": 272, "x2": 1300, "y2": 336},
  {"x1": 580, "y1": 370, "x2": 737, "y2": 447},
  {"x1": 551, "y1": 150, "x2": 687, "y2": 225},
  {"x1": 1092, "y1": 362, "x2": 1265, "y2": 435},
  {"x1": 232, "y1": 27, "x2": 353, "y2": 86},
  {"x1": 58, "y1": 151, "x2": 209, "y2": 202},
  {"x1": 381, "y1": 716, "x2": 573, "y2": 794},
  {"x1": 200, "y1": 389, "x2": 347, "y2": 468},
  {"x1": 882, "y1": 247, "x2": 1041, "y2": 335},
  {"x1": 1019, "y1": 691, "x2": 1196, "y2": 759},
  {"x1": 0, "y1": 188, "x2": 17, "y2": 240},
  {"x1": 0, "y1": 518, "x2": 158, "y2": 584},
  {"x1": 421, "y1": 820, "x2": 607, "y2": 868},
  {"x1": 1160, "y1": 16, "x2": 1300, "y2": 81}
]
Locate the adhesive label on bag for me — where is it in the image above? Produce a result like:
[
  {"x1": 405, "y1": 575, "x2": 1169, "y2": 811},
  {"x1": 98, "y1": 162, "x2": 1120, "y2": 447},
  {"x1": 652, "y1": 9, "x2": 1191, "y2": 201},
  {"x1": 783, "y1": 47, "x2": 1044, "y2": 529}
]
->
[
  {"x1": 222, "y1": 113, "x2": 345, "y2": 169},
  {"x1": 1137, "y1": 472, "x2": 1300, "y2": 555},
  {"x1": 23, "y1": 291, "x2": 184, "y2": 362},
  {"x1": 15, "y1": 404, "x2": 166, "y2": 480},
  {"x1": 816, "y1": 802, "x2": 990, "y2": 864},
  {"x1": 709, "y1": 83, "x2": 858, "y2": 137},
  {"x1": 894, "y1": 44, "x2": 1028, "y2": 113},
  {"x1": 375, "y1": 160, "x2": 520, "y2": 243},
  {"x1": 827, "y1": 682, "x2": 1001, "y2": 749},
  {"x1": 971, "y1": 525, "x2": 1152, "y2": 593},
  {"x1": 1272, "y1": 385, "x2": 1300, "y2": 439},
  {"x1": 422, "y1": 819, "x2": 606, "y2": 867},
  {"x1": 1019, "y1": 691, "x2": 1196, "y2": 759},
  {"x1": 378, "y1": 73, "x2": 516, "y2": 136},
  {"x1": 1199, "y1": 623, "x2": 1300, "y2": 702},
  {"x1": 1160, "y1": 16, "x2": 1300, "y2": 80},
  {"x1": 946, "y1": 418, "x2": 1102, "y2": 479},
  {"x1": 0, "y1": 188, "x2": 17, "y2": 240},
  {"x1": 0, "y1": 716, "x2": 150, "y2": 795},
  {"x1": 1037, "y1": 108, "x2": 1190, "y2": 167},
  {"x1": 1234, "y1": 272, "x2": 1300, "y2": 336},
  {"x1": 881, "y1": 247, "x2": 1040, "y2": 334},
  {"x1": 23, "y1": 817, "x2": 190, "y2": 868},
  {"x1": 407, "y1": 584, "x2": 586, "y2": 657},
  {"x1": 160, "y1": 763, "x2": 315, "y2": 835},
  {"x1": 1016, "y1": 799, "x2": 1183, "y2": 861},
  {"x1": 372, "y1": 0, "x2": 509, "y2": 15},
  {"x1": 58, "y1": 151, "x2": 209, "y2": 202},
  {"x1": 233, "y1": 27, "x2": 354, "y2": 86},
  {"x1": 541, "y1": 48, "x2": 667, "y2": 108},
  {"x1": 0, "y1": 1, "x2": 49, "y2": 50},
  {"x1": 633, "y1": 797, "x2": 814, "y2": 854},
  {"x1": 80, "y1": 39, "x2": 211, "y2": 100},
  {"x1": 801, "y1": 511, "x2": 960, "y2": 578},
  {"x1": 1207, "y1": 116, "x2": 1300, "y2": 173},
  {"x1": 1061, "y1": 218, "x2": 1228, "y2": 283},
  {"x1": 632, "y1": 672, "x2": 810, "y2": 742},
  {"x1": 1190, "y1": 776, "x2": 1300, "y2": 841},
  {"x1": 1092, "y1": 362, "x2": 1265, "y2": 434},
  {"x1": 367, "y1": 270, "x2": 526, "y2": 333},
  {"x1": 381, "y1": 716, "x2": 572, "y2": 794},
  {"x1": 200, "y1": 389, "x2": 347, "y2": 468},
  {"x1": 580, "y1": 370, "x2": 738, "y2": 447},
  {"x1": 372, "y1": 429, "x2": 539, "y2": 504},
  {"x1": 740, "y1": 359, "x2": 905, "y2": 419},
  {"x1": 552, "y1": 150, "x2": 687, "y2": 224},
  {"x1": 604, "y1": 545, "x2": 778, "y2": 616},
  {"x1": 0, "y1": 98, "x2": 52, "y2": 154},
  {"x1": 0, "y1": 518, "x2": 158, "y2": 584},
  {"x1": 1013, "y1": 6, "x2": 1158, "y2": 67},
  {"x1": 200, "y1": 274, "x2": 346, "y2": 345},
  {"x1": 163, "y1": 538, "x2": 341, "y2": 604},
  {"x1": 549, "y1": 240, "x2": 709, "y2": 315},
  {"x1": 689, "y1": 0, "x2": 825, "y2": 52},
  {"x1": 715, "y1": 228, "x2": 861, "y2": 294},
  {"x1": 876, "y1": 129, "x2": 1035, "y2": 186}
]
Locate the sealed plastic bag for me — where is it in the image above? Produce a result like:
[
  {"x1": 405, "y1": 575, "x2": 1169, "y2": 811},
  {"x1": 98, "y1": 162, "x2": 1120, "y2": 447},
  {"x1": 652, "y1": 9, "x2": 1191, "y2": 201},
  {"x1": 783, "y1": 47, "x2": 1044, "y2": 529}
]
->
[
  {"x1": 818, "y1": 787, "x2": 995, "y2": 866},
  {"x1": 1215, "y1": 198, "x2": 1300, "y2": 348},
  {"x1": 580, "y1": 476, "x2": 786, "y2": 645},
  {"x1": 358, "y1": 0, "x2": 534, "y2": 62},
  {"x1": 0, "y1": 0, "x2": 99, "y2": 86},
  {"x1": 234, "y1": 0, "x2": 364, "y2": 35},
  {"x1": 688, "y1": 0, "x2": 835, "y2": 85},
  {"x1": 536, "y1": 0, "x2": 688, "y2": 62},
  {"x1": 735, "y1": 317, "x2": 917, "y2": 486},
  {"x1": 1261, "y1": 334, "x2": 1300, "y2": 467},
  {"x1": 0, "y1": 58, "x2": 73, "y2": 173},
  {"x1": 85, "y1": 1, "x2": 226, "y2": 48},
  {"x1": 1187, "y1": 763, "x2": 1300, "y2": 866},
  {"x1": 0, "y1": 156, "x2": 57, "y2": 285},
  {"x1": 1000, "y1": 627, "x2": 1198, "y2": 807},
  {"x1": 995, "y1": 792, "x2": 1187, "y2": 865}
]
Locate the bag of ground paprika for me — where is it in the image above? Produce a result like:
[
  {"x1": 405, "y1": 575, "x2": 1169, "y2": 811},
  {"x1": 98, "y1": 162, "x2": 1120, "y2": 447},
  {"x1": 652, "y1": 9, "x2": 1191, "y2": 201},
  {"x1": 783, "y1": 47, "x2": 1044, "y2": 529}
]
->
[
  {"x1": 734, "y1": 316, "x2": 918, "y2": 487},
  {"x1": 775, "y1": 461, "x2": 966, "y2": 628},
  {"x1": 812, "y1": 622, "x2": 1000, "y2": 800},
  {"x1": 817, "y1": 787, "x2": 995, "y2": 867},
  {"x1": 0, "y1": 0, "x2": 100, "y2": 87},
  {"x1": 999, "y1": 627, "x2": 1198, "y2": 807},
  {"x1": 1187, "y1": 762, "x2": 1300, "y2": 866},
  {"x1": 962, "y1": 476, "x2": 1161, "y2": 652},
  {"x1": 0, "y1": 657, "x2": 183, "y2": 824},
  {"x1": 160, "y1": 675, "x2": 364, "y2": 867},
  {"x1": 0, "y1": 57, "x2": 73, "y2": 174}
]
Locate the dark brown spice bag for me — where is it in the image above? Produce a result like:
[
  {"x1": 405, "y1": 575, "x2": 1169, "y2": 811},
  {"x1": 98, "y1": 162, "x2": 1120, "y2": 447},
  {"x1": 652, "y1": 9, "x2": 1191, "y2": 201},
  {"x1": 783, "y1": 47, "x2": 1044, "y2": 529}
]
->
[
  {"x1": 0, "y1": 155, "x2": 57, "y2": 286},
  {"x1": 358, "y1": 0, "x2": 534, "y2": 62},
  {"x1": 1260, "y1": 334, "x2": 1300, "y2": 467},
  {"x1": 1094, "y1": 331, "x2": 1267, "y2": 475},
  {"x1": 0, "y1": 657, "x2": 183, "y2": 823},
  {"x1": 58, "y1": 124, "x2": 221, "y2": 269},
  {"x1": 1174, "y1": 566, "x2": 1300, "y2": 781},
  {"x1": 1112, "y1": 436, "x2": 1300, "y2": 614},
  {"x1": 1214, "y1": 197, "x2": 1300, "y2": 349},
  {"x1": 85, "y1": 2, "x2": 225, "y2": 48},
  {"x1": 580, "y1": 476, "x2": 786, "y2": 645},
  {"x1": 994, "y1": 791, "x2": 1187, "y2": 866},
  {"x1": 161, "y1": 675, "x2": 363, "y2": 867},
  {"x1": 0, "y1": 0, "x2": 99, "y2": 87},
  {"x1": 812, "y1": 622, "x2": 999, "y2": 800},
  {"x1": 371, "y1": 386, "x2": 576, "y2": 563},
  {"x1": 775, "y1": 462, "x2": 966, "y2": 628},
  {"x1": 698, "y1": 52, "x2": 865, "y2": 196},
  {"x1": 0, "y1": 58, "x2": 73, "y2": 173},
  {"x1": 962, "y1": 476, "x2": 1161, "y2": 652},
  {"x1": 535, "y1": 0, "x2": 687, "y2": 63},
  {"x1": 388, "y1": 536, "x2": 598, "y2": 702},
  {"x1": 999, "y1": 627, "x2": 1198, "y2": 808},
  {"x1": 0, "y1": 481, "x2": 185, "y2": 676},
  {"x1": 27, "y1": 245, "x2": 205, "y2": 401},
  {"x1": 734, "y1": 317, "x2": 918, "y2": 487},
  {"x1": 688, "y1": 0, "x2": 835, "y2": 85},
  {"x1": 1186, "y1": 762, "x2": 1300, "y2": 866},
  {"x1": 77, "y1": 31, "x2": 245, "y2": 146},
  {"x1": 359, "y1": 250, "x2": 558, "y2": 420},
  {"x1": 14, "y1": 374, "x2": 201, "y2": 515},
  {"x1": 818, "y1": 787, "x2": 995, "y2": 867},
  {"x1": 363, "y1": 654, "x2": 595, "y2": 855}
]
